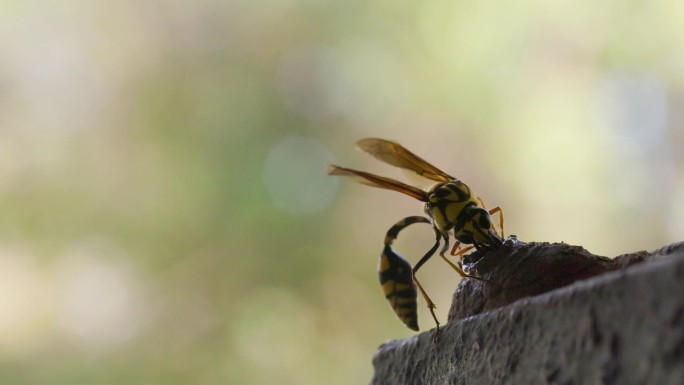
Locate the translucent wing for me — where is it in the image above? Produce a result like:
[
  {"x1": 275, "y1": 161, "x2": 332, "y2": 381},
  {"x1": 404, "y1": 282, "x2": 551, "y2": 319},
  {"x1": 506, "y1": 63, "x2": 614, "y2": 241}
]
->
[
  {"x1": 356, "y1": 138, "x2": 454, "y2": 183},
  {"x1": 327, "y1": 165, "x2": 428, "y2": 202}
]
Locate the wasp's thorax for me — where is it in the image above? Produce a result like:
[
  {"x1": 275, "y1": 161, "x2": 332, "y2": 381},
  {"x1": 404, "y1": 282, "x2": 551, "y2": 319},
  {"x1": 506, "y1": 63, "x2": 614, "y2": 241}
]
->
[
  {"x1": 425, "y1": 181, "x2": 476, "y2": 231},
  {"x1": 425, "y1": 180, "x2": 501, "y2": 247}
]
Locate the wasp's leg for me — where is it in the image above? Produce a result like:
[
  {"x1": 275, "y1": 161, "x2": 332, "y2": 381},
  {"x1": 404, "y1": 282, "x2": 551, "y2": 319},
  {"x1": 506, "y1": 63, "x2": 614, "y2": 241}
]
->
[
  {"x1": 441, "y1": 237, "x2": 488, "y2": 281},
  {"x1": 437, "y1": 235, "x2": 467, "y2": 277},
  {"x1": 412, "y1": 232, "x2": 441, "y2": 332},
  {"x1": 488, "y1": 206, "x2": 504, "y2": 238},
  {"x1": 450, "y1": 243, "x2": 475, "y2": 257}
]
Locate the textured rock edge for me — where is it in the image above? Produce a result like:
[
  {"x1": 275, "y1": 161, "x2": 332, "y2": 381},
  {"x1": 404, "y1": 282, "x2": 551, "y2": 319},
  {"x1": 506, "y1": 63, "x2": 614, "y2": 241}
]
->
[{"x1": 371, "y1": 248, "x2": 684, "y2": 385}]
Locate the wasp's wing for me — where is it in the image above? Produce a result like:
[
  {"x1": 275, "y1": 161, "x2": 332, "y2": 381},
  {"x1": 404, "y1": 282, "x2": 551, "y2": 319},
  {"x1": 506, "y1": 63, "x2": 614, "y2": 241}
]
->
[
  {"x1": 327, "y1": 165, "x2": 428, "y2": 201},
  {"x1": 356, "y1": 138, "x2": 454, "y2": 183}
]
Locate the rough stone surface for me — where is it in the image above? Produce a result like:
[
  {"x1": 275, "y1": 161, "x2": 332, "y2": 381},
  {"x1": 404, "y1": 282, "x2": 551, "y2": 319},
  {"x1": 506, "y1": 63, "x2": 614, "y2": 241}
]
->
[{"x1": 371, "y1": 243, "x2": 684, "y2": 385}]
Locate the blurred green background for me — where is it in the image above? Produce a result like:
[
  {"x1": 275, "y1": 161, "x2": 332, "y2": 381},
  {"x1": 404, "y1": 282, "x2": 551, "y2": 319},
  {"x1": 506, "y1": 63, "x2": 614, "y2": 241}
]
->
[{"x1": 1, "y1": 1, "x2": 683, "y2": 384}]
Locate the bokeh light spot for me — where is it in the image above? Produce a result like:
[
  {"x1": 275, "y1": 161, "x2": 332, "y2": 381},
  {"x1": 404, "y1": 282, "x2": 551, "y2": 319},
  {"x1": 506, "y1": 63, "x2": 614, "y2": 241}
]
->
[
  {"x1": 592, "y1": 72, "x2": 669, "y2": 155},
  {"x1": 53, "y1": 240, "x2": 145, "y2": 351}
]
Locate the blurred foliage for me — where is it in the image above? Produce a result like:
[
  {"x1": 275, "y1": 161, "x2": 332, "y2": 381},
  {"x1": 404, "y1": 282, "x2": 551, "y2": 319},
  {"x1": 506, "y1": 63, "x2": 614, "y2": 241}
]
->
[{"x1": 0, "y1": 1, "x2": 683, "y2": 384}]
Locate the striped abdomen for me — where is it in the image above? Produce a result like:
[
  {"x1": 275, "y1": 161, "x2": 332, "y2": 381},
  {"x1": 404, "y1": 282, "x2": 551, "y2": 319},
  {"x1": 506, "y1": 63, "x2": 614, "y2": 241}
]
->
[{"x1": 378, "y1": 216, "x2": 431, "y2": 331}]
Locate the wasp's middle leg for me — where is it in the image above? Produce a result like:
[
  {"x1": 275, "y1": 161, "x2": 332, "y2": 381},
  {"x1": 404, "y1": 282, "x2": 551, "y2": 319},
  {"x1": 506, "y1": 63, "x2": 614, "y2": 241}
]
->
[{"x1": 438, "y1": 235, "x2": 469, "y2": 277}]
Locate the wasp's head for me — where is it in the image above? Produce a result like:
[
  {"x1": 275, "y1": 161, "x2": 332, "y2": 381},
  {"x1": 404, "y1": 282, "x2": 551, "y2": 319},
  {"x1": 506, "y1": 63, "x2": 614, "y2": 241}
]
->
[{"x1": 454, "y1": 206, "x2": 502, "y2": 248}]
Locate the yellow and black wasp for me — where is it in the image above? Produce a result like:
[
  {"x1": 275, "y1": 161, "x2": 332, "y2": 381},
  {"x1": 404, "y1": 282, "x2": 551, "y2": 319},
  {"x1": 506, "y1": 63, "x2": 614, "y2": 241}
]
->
[{"x1": 328, "y1": 138, "x2": 504, "y2": 332}]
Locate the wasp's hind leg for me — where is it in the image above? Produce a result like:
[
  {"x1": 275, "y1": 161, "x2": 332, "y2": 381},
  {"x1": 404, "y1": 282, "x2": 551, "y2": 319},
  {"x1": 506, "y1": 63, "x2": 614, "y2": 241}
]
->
[{"x1": 380, "y1": 216, "x2": 431, "y2": 331}]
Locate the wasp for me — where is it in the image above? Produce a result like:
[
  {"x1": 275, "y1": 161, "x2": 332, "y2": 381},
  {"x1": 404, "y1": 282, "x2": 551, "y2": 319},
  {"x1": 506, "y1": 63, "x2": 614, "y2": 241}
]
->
[{"x1": 328, "y1": 138, "x2": 504, "y2": 332}]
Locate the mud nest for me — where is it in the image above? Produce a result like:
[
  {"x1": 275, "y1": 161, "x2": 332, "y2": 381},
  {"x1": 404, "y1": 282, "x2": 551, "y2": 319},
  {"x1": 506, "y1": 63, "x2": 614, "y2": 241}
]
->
[{"x1": 448, "y1": 237, "x2": 681, "y2": 321}]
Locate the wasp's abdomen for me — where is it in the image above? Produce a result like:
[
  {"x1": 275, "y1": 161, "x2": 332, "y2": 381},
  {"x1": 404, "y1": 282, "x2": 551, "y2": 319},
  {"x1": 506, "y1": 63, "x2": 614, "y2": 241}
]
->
[{"x1": 378, "y1": 216, "x2": 430, "y2": 331}]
